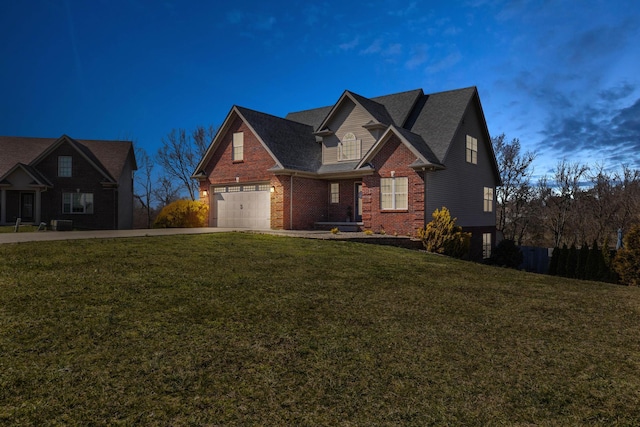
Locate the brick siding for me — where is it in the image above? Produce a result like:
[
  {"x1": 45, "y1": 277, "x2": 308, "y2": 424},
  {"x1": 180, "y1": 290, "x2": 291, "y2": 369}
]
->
[{"x1": 362, "y1": 136, "x2": 425, "y2": 236}]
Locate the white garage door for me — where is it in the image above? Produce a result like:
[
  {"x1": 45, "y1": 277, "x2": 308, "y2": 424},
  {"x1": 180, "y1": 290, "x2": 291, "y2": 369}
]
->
[{"x1": 214, "y1": 187, "x2": 270, "y2": 229}]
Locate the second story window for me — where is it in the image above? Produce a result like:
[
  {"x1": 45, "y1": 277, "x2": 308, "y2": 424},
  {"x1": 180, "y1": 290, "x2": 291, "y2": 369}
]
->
[
  {"x1": 232, "y1": 132, "x2": 244, "y2": 162},
  {"x1": 338, "y1": 132, "x2": 361, "y2": 161},
  {"x1": 484, "y1": 187, "x2": 494, "y2": 212},
  {"x1": 58, "y1": 156, "x2": 72, "y2": 177},
  {"x1": 466, "y1": 135, "x2": 478, "y2": 164}
]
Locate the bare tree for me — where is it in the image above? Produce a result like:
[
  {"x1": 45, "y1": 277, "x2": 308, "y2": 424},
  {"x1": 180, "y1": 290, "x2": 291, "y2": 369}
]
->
[
  {"x1": 134, "y1": 147, "x2": 155, "y2": 228},
  {"x1": 153, "y1": 176, "x2": 181, "y2": 208},
  {"x1": 492, "y1": 134, "x2": 537, "y2": 244},
  {"x1": 540, "y1": 160, "x2": 589, "y2": 248},
  {"x1": 156, "y1": 125, "x2": 216, "y2": 201}
]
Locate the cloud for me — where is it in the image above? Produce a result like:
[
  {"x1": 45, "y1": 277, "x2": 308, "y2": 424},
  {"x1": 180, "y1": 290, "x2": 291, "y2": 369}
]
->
[
  {"x1": 388, "y1": 1, "x2": 418, "y2": 17},
  {"x1": 338, "y1": 36, "x2": 360, "y2": 51},
  {"x1": 540, "y1": 94, "x2": 640, "y2": 169},
  {"x1": 226, "y1": 10, "x2": 243, "y2": 24},
  {"x1": 405, "y1": 45, "x2": 428, "y2": 70},
  {"x1": 425, "y1": 51, "x2": 462, "y2": 73},
  {"x1": 360, "y1": 39, "x2": 382, "y2": 55},
  {"x1": 255, "y1": 16, "x2": 276, "y2": 31}
]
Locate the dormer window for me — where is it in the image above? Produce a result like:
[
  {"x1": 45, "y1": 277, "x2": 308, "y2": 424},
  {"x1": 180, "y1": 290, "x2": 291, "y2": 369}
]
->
[{"x1": 338, "y1": 132, "x2": 361, "y2": 161}]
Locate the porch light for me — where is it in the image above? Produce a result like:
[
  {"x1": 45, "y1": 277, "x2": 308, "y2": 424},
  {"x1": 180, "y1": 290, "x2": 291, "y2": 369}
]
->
[{"x1": 270, "y1": 186, "x2": 275, "y2": 193}]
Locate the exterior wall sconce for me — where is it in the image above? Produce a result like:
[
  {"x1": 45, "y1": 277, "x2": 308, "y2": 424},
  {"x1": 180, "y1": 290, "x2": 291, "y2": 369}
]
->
[
  {"x1": 202, "y1": 190, "x2": 208, "y2": 197},
  {"x1": 270, "y1": 186, "x2": 275, "y2": 193}
]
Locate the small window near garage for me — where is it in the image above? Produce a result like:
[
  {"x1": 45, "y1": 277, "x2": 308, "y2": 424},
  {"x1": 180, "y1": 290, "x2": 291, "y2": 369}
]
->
[
  {"x1": 232, "y1": 132, "x2": 244, "y2": 162},
  {"x1": 483, "y1": 233, "x2": 492, "y2": 259},
  {"x1": 63, "y1": 193, "x2": 93, "y2": 214},
  {"x1": 466, "y1": 135, "x2": 478, "y2": 164},
  {"x1": 330, "y1": 182, "x2": 339, "y2": 204},
  {"x1": 58, "y1": 156, "x2": 72, "y2": 177},
  {"x1": 213, "y1": 186, "x2": 226, "y2": 193},
  {"x1": 227, "y1": 186, "x2": 241, "y2": 192},
  {"x1": 484, "y1": 187, "x2": 494, "y2": 212},
  {"x1": 380, "y1": 177, "x2": 408, "y2": 210}
]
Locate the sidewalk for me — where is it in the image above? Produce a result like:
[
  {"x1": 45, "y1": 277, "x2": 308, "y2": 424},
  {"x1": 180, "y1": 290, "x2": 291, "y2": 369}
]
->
[{"x1": 0, "y1": 227, "x2": 353, "y2": 245}]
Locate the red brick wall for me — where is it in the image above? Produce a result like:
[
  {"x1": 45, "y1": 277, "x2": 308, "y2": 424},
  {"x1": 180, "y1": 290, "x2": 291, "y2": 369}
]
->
[
  {"x1": 200, "y1": 116, "x2": 281, "y2": 227},
  {"x1": 291, "y1": 176, "x2": 327, "y2": 229},
  {"x1": 362, "y1": 136, "x2": 425, "y2": 236},
  {"x1": 203, "y1": 117, "x2": 276, "y2": 185},
  {"x1": 327, "y1": 179, "x2": 360, "y2": 222}
]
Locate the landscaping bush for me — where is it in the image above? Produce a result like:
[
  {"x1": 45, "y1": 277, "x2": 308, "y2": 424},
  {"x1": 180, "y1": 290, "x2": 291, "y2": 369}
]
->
[
  {"x1": 613, "y1": 224, "x2": 640, "y2": 286},
  {"x1": 153, "y1": 200, "x2": 208, "y2": 228},
  {"x1": 418, "y1": 207, "x2": 470, "y2": 259},
  {"x1": 487, "y1": 239, "x2": 523, "y2": 269}
]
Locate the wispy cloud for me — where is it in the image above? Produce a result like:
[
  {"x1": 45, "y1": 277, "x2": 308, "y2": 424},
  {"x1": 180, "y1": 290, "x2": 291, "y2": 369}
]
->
[
  {"x1": 338, "y1": 36, "x2": 360, "y2": 51},
  {"x1": 388, "y1": 1, "x2": 418, "y2": 17},
  {"x1": 425, "y1": 51, "x2": 462, "y2": 73},
  {"x1": 226, "y1": 10, "x2": 243, "y2": 24},
  {"x1": 405, "y1": 45, "x2": 428, "y2": 70},
  {"x1": 360, "y1": 39, "x2": 382, "y2": 55}
]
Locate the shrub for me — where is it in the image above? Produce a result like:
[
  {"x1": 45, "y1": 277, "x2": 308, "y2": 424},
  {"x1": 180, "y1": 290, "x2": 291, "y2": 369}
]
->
[
  {"x1": 418, "y1": 207, "x2": 470, "y2": 259},
  {"x1": 613, "y1": 224, "x2": 640, "y2": 286},
  {"x1": 488, "y1": 239, "x2": 523, "y2": 269},
  {"x1": 364, "y1": 229, "x2": 373, "y2": 235},
  {"x1": 330, "y1": 227, "x2": 340, "y2": 234},
  {"x1": 153, "y1": 200, "x2": 209, "y2": 228}
]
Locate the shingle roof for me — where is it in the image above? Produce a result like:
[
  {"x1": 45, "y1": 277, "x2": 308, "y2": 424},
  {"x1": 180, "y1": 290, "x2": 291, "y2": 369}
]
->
[
  {"x1": 371, "y1": 89, "x2": 423, "y2": 127},
  {"x1": 237, "y1": 107, "x2": 321, "y2": 172},
  {"x1": 347, "y1": 91, "x2": 394, "y2": 125},
  {"x1": 285, "y1": 106, "x2": 332, "y2": 131},
  {"x1": 408, "y1": 86, "x2": 477, "y2": 162},
  {"x1": 0, "y1": 135, "x2": 136, "y2": 182},
  {"x1": 216, "y1": 86, "x2": 485, "y2": 175}
]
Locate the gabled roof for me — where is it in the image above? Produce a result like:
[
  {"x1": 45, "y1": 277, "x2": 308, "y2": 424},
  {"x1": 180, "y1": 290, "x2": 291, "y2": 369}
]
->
[
  {"x1": 0, "y1": 163, "x2": 53, "y2": 187},
  {"x1": 408, "y1": 86, "x2": 477, "y2": 162},
  {"x1": 236, "y1": 107, "x2": 320, "y2": 172},
  {"x1": 194, "y1": 106, "x2": 320, "y2": 175},
  {"x1": 0, "y1": 135, "x2": 136, "y2": 183},
  {"x1": 357, "y1": 125, "x2": 443, "y2": 170},
  {"x1": 198, "y1": 85, "x2": 496, "y2": 178}
]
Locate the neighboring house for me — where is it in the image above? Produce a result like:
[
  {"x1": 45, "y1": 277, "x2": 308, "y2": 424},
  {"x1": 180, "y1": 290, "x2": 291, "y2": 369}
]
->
[
  {"x1": 193, "y1": 86, "x2": 500, "y2": 258},
  {"x1": 0, "y1": 135, "x2": 137, "y2": 230}
]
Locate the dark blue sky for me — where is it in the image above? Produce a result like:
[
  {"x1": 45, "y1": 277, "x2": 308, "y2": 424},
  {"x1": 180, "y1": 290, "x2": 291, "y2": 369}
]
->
[{"x1": 2, "y1": 0, "x2": 639, "y2": 176}]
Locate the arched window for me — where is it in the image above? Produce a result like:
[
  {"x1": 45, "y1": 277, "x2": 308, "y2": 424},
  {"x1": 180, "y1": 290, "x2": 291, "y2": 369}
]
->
[{"x1": 338, "y1": 132, "x2": 360, "y2": 161}]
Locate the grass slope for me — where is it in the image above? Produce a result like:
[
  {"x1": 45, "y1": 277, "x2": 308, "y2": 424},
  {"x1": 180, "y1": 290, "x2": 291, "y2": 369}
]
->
[{"x1": 1, "y1": 233, "x2": 639, "y2": 426}]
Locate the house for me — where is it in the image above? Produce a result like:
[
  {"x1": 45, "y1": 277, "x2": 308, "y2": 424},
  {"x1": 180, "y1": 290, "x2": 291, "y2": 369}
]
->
[
  {"x1": 193, "y1": 87, "x2": 500, "y2": 258},
  {"x1": 0, "y1": 135, "x2": 137, "y2": 230}
]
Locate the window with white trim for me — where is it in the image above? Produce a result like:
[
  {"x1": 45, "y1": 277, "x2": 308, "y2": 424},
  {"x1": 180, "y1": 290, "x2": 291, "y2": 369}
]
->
[
  {"x1": 58, "y1": 156, "x2": 72, "y2": 177},
  {"x1": 484, "y1": 187, "x2": 494, "y2": 212},
  {"x1": 483, "y1": 233, "x2": 492, "y2": 259},
  {"x1": 232, "y1": 132, "x2": 244, "y2": 161},
  {"x1": 380, "y1": 177, "x2": 408, "y2": 210},
  {"x1": 63, "y1": 193, "x2": 93, "y2": 214},
  {"x1": 466, "y1": 135, "x2": 478, "y2": 164},
  {"x1": 338, "y1": 132, "x2": 361, "y2": 161},
  {"x1": 330, "y1": 183, "x2": 339, "y2": 204}
]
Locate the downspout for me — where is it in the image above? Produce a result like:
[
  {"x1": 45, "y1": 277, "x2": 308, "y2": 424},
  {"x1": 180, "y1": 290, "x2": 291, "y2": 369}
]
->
[
  {"x1": 423, "y1": 168, "x2": 428, "y2": 230},
  {"x1": 290, "y1": 174, "x2": 294, "y2": 230}
]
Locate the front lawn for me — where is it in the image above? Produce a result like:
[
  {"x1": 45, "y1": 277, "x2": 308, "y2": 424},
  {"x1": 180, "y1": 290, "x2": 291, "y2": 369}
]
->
[{"x1": 0, "y1": 233, "x2": 639, "y2": 425}]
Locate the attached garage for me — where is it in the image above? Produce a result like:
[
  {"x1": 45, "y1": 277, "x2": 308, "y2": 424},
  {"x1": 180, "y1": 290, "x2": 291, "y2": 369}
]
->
[{"x1": 212, "y1": 184, "x2": 271, "y2": 229}]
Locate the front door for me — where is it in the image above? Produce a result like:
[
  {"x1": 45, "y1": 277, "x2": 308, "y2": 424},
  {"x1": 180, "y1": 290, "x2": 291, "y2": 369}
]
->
[
  {"x1": 20, "y1": 193, "x2": 34, "y2": 222},
  {"x1": 354, "y1": 183, "x2": 363, "y2": 222}
]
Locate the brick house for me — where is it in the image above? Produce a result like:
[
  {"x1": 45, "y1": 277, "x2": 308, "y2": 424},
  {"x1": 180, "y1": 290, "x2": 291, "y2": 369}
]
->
[
  {"x1": 0, "y1": 135, "x2": 137, "y2": 230},
  {"x1": 193, "y1": 87, "x2": 500, "y2": 258}
]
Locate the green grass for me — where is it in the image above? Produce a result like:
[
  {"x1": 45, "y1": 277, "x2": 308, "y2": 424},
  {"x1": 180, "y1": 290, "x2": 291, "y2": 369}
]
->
[
  {"x1": 1, "y1": 233, "x2": 639, "y2": 426},
  {"x1": 0, "y1": 225, "x2": 39, "y2": 233}
]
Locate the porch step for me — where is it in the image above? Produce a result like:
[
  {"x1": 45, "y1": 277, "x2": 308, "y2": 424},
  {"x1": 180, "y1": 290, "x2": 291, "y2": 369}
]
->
[{"x1": 314, "y1": 222, "x2": 361, "y2": 232}]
